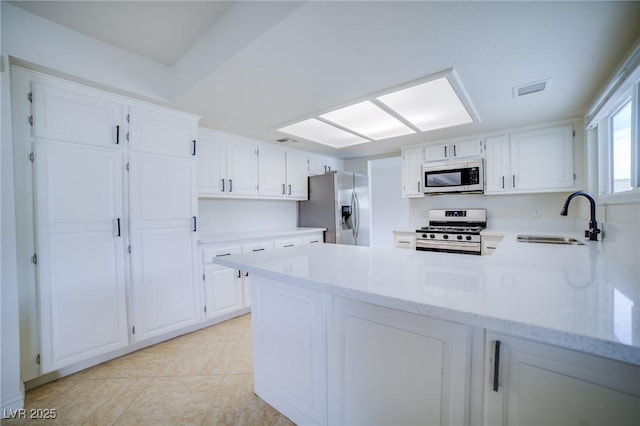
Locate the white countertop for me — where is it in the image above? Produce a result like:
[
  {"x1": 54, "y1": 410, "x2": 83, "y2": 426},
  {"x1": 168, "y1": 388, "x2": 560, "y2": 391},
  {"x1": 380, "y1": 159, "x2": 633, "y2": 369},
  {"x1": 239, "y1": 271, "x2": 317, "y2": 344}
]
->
[
  {"x1": 199, "y1": 227, "x2": 326, "y2": 244},
  {"x1": 212, "y1": 231, "x2": 640, "y2": 366}
]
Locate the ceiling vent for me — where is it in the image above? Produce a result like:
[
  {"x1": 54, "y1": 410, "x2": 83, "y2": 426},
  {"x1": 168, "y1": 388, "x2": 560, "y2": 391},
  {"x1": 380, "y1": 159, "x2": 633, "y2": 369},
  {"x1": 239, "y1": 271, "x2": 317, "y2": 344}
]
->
[{"x1": 513, "y1": 79, "x2": 551, "y2": 98}]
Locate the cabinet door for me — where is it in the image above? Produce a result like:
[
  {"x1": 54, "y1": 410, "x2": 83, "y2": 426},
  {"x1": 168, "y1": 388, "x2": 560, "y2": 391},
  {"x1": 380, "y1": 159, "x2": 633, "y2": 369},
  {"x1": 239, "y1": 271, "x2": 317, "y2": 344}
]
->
[
  {"x1": 35, "y1": 140, "x2": 128, "y2": 373},
  {"x1": 242, "y1": 271, "x2": 251, "y2": 308},
  {"x1": 484, "y1": 136, "x2": 510, "y2": 193},
  {"x1": 286, "y1": 150, "x2": 309, "y2": 200},
  {"x1": 33, "y1": 81, "x2": 126, "y2": 148},
  {"x1": 226, "y1": 137, "x2": 258, "y2": 196},
  {"x1": 329, "y1": 297, "x2": 470, "y2": 426},
  {"x1": 258, "y1": 145, "x2": 287, "y2": 197},
  {"x1": 252, "y1": 276, "x2": 328, "y2": 425},
  {"x1": 128, "y1": 106, "x2": 198, "y2": 158},
  {"x1": 197, "y1": 131, "x2": 226, "y2": 195},
  {"x1": 452, "y1": 139, "x2": 482, "y2": 158},
  {"x1": 510, "y1": 125, "x2": 574, "y2": 191},
  {"x1": 485, "y1": 333, "x2": 640, "y2": 426},
  {"x1": 204, "y1": 266, "x2": 243, "y2": 320},
  {"x1": 402, "y1": 146, "x2": 425, "y2": 197},
  {"x1": 424, "y1": 143, "x2": 450, "y2": 161},
  {"x1": 129, "y1": 153, "x2": 201, "y2": 341}
]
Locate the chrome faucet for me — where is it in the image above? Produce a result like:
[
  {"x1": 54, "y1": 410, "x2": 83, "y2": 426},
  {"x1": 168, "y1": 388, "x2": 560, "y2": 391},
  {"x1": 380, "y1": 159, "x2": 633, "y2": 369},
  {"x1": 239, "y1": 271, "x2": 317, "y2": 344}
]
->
[{"x1": 560, "y1": 191, "x2": 601, "y2": 241}]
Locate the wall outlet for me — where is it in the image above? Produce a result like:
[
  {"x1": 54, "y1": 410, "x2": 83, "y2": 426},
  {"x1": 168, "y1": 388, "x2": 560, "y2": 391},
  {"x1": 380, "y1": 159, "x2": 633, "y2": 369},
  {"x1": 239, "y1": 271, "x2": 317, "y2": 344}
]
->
[
  {"x1": 533, "y1": 208, "x2": 541, "y2": 217},
  {"x1": 206, "y1": 213, "x2": 213, "y2": 222}
]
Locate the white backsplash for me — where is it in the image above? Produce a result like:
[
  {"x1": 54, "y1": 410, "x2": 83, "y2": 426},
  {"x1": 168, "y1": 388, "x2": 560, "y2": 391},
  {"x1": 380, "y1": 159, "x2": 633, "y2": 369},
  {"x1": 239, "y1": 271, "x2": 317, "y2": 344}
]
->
[
  {"x1": 409, "y1": 192, "x2": 583, "y2": 230},
  {"x1": 198, "y1": 198, "x2": 298, "y2": 235}
]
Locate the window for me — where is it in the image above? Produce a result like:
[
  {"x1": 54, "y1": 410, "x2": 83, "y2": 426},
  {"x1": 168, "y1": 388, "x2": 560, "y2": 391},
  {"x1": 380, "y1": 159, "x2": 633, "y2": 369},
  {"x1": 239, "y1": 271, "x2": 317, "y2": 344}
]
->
[
  {"x1": 594, "y1": 70, "x2": 639, "y2": 201},
  {"x1": 609, "y1": 97, "x2": 633, "y2": 193}
]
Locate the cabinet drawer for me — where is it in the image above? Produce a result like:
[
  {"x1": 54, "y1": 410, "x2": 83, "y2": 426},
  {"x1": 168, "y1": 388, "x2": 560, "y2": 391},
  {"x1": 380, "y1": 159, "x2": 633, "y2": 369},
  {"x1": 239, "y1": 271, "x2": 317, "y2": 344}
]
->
[
  {"x1": 202, "y1": 246, "x2": 241, "y2": 265},
  {"x1": 301, "y1": 234, "x2": 324, "y2": 244},
  {"x1": 241, "y1": 241, "x2": 274, "y2": 253},
  {"x1": 274, "y1": 238, "x2": 302, "y2": 248},
  {"x1": 393, "y1": 231, "x2": 416, "y2": 249}
]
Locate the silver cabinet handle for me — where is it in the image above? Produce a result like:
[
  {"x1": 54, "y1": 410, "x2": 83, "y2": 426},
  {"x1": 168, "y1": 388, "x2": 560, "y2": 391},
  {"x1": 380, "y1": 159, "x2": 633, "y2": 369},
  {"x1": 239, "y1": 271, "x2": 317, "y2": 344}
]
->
[
  {"x1": 453, "y1": 145, "x2": 457, "y2": 157},
  {"x1": 282, "y1": 184, "x2": 286, "y2": 195},
  {"x1": 229, "y1": 179, "x2": 233, "y2": 192},
  {"x1": 512, "y1": 175, "x2": 516, "y2": 188},
  {"x1": 501, "y1": 176, "x2": 505, "y2": 189},
  {"x1": 444, "y1": 145, "x2": 448, "y2": 157},
  {"x1": 115, "y1": 125, "x2": 120, "y2": 144},
  {"x1": 418, "y1": 181, "x2": 421, "y2": 192},
  {"x1": 221, "y1": 179, "x2": 225, "y2": 192},
  {"x1": 288, "y1": 184, "x2": 292, "y2": 195}
]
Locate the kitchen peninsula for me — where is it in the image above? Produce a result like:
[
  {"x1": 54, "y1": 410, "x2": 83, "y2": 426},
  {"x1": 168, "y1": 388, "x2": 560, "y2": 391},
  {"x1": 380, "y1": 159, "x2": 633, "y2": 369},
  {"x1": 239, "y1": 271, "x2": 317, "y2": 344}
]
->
[{"x1": 212, "y1": 237, "x2": 640, "y2": 426}]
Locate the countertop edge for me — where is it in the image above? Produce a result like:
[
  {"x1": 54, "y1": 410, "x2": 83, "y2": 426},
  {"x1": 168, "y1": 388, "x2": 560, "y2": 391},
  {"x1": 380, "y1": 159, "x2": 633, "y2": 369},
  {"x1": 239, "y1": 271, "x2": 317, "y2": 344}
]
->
[{"x1": 212, "y1": 253, "x2": 640, "y2": 367}]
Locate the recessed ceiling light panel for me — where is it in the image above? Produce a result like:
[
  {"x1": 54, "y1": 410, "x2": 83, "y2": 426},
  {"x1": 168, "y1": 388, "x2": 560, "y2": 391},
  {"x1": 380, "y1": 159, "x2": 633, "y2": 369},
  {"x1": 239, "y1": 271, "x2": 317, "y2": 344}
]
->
[
  {"x1": 278, "y1": 119, "x2": 369, "y2": 149},
  {"x1": 377, "y1": 77, "x2": 473, "y2": 132},
  {"x1": 319, "y1": 101, "x2": 415, "y2": 140},
  {"x1": 276, "y1": 69, "x2": 478, "y2": 148}
]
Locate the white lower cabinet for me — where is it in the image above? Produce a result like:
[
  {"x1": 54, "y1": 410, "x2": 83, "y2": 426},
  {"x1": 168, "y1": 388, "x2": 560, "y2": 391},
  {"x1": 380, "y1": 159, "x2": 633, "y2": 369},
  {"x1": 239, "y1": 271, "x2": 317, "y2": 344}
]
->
[
  {"x1": 202, "y1": 246, "x2": 243, "y2": 320},
  {"x1": 252, "y1": 276, "x2": 328, "y2": 426},
  {"x1": 484, "y1": 332, "x2": 640, "y2": 426},
  {"x1": 204, "y1": 266, "x2": 243, "y2": 320},
  {"x1": 329, "y1": 297, "x2": 470, "y2": 426}
]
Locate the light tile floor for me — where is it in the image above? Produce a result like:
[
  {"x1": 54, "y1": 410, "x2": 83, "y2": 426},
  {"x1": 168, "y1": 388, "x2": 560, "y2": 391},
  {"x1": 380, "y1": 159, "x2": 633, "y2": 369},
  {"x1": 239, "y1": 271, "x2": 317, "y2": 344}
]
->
[{"x1": 3, "y1": 314, "x2": 294, "y2": 425}]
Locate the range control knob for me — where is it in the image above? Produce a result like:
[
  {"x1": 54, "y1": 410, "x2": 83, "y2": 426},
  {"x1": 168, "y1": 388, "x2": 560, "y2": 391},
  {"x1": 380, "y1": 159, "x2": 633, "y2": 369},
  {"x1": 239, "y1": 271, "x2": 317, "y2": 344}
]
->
[
  {"x1": 466, "y1": 235, "x2": 472, "y2": 241},
  {"x1": 457, "y1": 235, "x2": 463, "y2": 240},
  {"x1": 443, "y1": 234, "x2": 449, "y2": 240},
  {"x1": 430, "y1": 234, "x2": 436, "y2": 239},
  {"x1": 422, "y1": 234, "x2": 428, "y2": 238}
]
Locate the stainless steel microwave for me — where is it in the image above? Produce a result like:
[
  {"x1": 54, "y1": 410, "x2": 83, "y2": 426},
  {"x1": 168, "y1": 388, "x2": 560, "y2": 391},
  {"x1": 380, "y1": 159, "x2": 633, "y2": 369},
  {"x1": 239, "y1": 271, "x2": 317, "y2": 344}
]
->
[{"x1": 422, "y1": 158, "x2": 484, "y2": 194}]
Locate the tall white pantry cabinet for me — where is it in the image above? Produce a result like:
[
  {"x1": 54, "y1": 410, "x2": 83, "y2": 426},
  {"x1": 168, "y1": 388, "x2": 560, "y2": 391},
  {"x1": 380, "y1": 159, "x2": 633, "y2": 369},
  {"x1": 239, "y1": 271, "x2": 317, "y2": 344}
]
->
[{"x1": 18, "y1": 68, "x2": 201, "y2": 375}]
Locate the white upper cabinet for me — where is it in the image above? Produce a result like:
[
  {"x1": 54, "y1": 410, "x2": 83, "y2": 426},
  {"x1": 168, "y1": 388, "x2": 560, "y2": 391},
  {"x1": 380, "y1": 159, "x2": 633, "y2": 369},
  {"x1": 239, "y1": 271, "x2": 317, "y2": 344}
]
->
[
  {"x1": 484, "y1": 125, "x2": 575, "y2": 194},
  {"x1": 286, "y1": 150, "x2": 309, "y2": 199},
  {"x1": 226, "y1": 136, "x2": 259, "y2": 196},
  {"x1": 258, "y1": 144, "x2": 287, "y2": 197},
  {"x1": 451, "y1": 139, "x2": 483, "y2": 158},
  {"x1": 424, "y1": 139, "x2": 482, "y2": 162},
  {"x1": 128, "y1": 105, "x2": 199, "y2": 158},
  {"x1": 309, "y1": 154, "x2": 343, "y2": 175},
  {"x1": 401, "y1": 146, "x2": 425, "y2": 198},
  {"x1": 509, "y1": 125, "x2": 574, "y2": 191},
  {"x1": 424, "y1": 143, "x2": 449, "y2": 162},
  {"x1": 258, "y1": 145, "x2": 309, "y2": 200},
  {"x1": 198, "y1": 129, "x2": 258, "y2": 197},
  {"x1": 484, "y1": 135, "x2": 510, "y2": 193},
  {"x1": 33, "y1": 81, "x2": 126, "y2": 148}
]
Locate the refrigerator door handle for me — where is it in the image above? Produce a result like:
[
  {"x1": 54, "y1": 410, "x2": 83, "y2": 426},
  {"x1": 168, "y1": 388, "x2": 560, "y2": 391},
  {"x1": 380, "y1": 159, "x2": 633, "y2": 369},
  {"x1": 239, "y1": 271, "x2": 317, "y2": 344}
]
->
[
  {"x1": 353, "y1": 192, "x2": 360, "y2": 243},
  {"x1": 350, "y1": 192, "x2": 356, "y2": 238}
]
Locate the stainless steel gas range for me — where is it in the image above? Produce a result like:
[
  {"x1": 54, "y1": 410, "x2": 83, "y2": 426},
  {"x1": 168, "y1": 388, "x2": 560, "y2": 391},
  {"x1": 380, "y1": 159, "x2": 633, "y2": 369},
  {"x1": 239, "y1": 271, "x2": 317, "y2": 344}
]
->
[{"x1": 416, "y1": 209, "x2": 487, "y2": 255}]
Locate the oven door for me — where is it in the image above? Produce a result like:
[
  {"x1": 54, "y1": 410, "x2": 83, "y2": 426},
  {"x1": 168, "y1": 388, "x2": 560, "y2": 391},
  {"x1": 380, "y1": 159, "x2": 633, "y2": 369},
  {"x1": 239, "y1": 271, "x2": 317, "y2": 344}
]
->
[{"x1": 416, "y1": 239, "x2": 481, "y2": 255}]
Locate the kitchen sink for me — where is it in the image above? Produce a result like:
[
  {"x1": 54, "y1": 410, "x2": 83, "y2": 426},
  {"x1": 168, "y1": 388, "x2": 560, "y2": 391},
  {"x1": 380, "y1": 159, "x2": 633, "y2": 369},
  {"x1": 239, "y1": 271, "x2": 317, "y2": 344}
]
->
[{"x1": 517, "y1": 235, "x2": 585, "y2": 245}]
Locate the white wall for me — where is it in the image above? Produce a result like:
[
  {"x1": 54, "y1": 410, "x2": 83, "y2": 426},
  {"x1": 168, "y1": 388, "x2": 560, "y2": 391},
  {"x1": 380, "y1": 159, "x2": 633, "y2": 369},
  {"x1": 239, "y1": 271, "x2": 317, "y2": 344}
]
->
[
  {"x1": 197, "y1": 199, "x2": 298, "y2": 235},
  {"x1": 1, "y1": 2, "x2": 169, "y2": 101},
  {"x1": 1, "y1": 51, "x2": 24, "y2": 409},
  {"x1": 369, "y1": 157, "x2": 409, "y2": 248}
]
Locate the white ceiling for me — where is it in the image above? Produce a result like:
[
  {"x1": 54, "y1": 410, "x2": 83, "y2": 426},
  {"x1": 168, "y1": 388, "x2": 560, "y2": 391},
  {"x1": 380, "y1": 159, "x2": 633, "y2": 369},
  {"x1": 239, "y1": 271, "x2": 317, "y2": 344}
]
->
[{"x1": 10, "y1": 1, "x2": 640, "y2": 159}]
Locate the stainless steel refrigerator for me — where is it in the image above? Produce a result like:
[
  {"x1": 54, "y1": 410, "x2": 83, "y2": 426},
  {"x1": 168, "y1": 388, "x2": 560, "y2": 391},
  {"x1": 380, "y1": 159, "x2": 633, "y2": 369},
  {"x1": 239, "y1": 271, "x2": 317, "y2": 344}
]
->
[{"x1": 298, "y1": 171, "x2": 369, "y2": 246}]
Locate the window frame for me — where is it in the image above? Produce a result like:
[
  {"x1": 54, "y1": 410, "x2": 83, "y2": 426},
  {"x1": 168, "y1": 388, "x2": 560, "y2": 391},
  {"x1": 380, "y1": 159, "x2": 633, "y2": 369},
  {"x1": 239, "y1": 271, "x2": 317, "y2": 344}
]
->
[{"x1": 597, "y1": 76, "x2": 640, "y2": 205}]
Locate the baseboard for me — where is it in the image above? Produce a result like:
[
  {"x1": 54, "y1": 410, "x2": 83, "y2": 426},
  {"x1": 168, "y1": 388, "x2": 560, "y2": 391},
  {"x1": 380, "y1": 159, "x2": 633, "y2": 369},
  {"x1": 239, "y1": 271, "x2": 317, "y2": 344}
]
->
[{"x1": 1, "y1": 391, "x2": 25, "y2": 417}]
